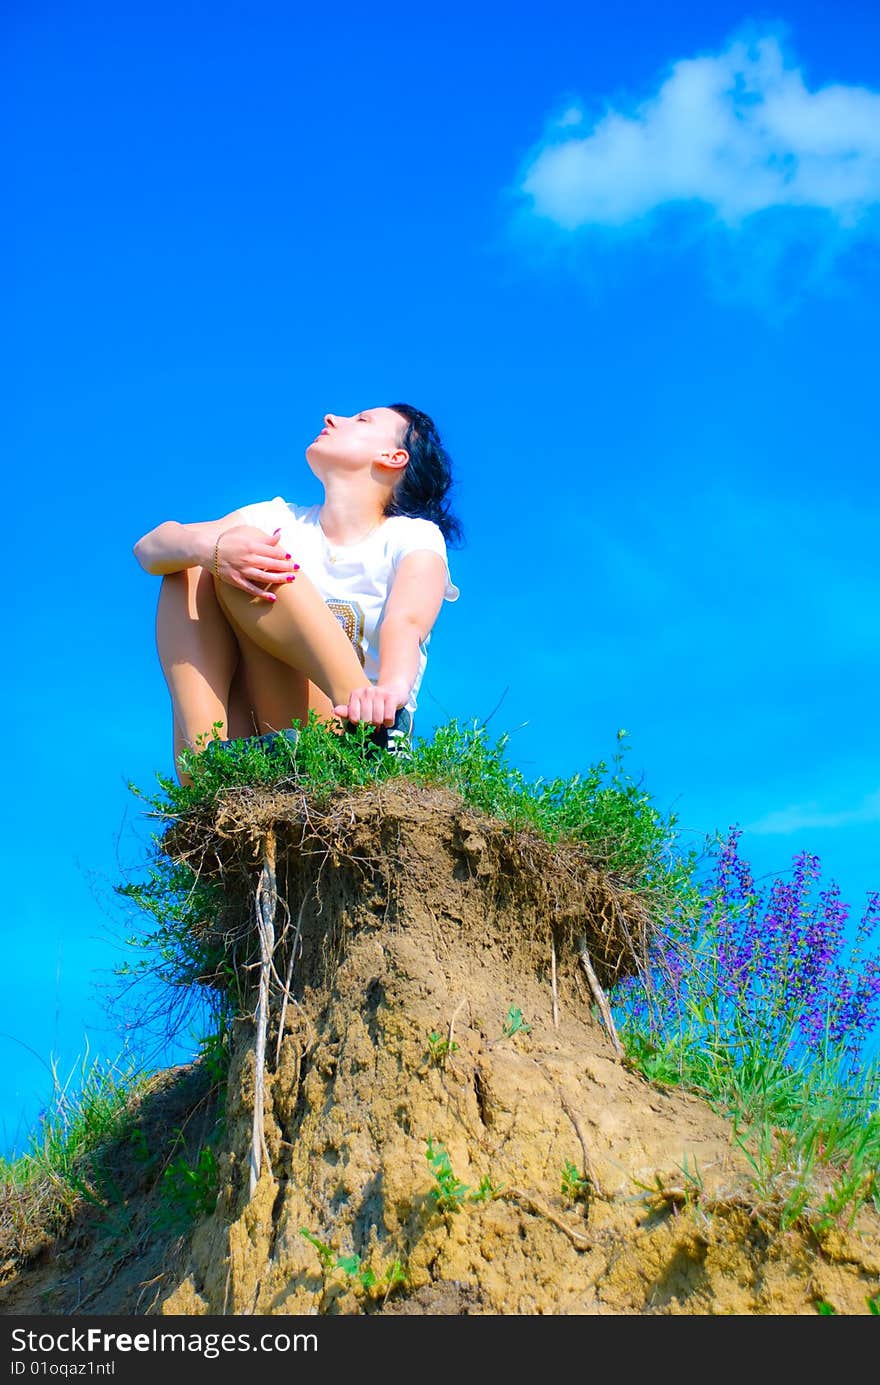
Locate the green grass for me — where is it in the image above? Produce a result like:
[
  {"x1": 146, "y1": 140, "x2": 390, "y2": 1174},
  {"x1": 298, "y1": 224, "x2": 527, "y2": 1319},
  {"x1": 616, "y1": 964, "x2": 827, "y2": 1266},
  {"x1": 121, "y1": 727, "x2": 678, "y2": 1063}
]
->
[
  {"x1": 137, "y1": 715, "x2": 701, "y2": 902},
  {"x1": 424, "y1": 1138, "x2": 498, "y2": 1213},
  {"x1": 156, "y1": 1143, "x2": 221, "y2": 1231},
  {"x1": 620, "y1": 1008, "x2": 880, "y2": 1232},
  {"x1": 0, "y1": 1048, "x2": 155, "y2": 1268},
  {"x1": 1, "y1": 1029, "x2": 231, "y2": 1273},
  {"x1": 0, "y1": 1048, "x2": 149, "y2": 1192}
]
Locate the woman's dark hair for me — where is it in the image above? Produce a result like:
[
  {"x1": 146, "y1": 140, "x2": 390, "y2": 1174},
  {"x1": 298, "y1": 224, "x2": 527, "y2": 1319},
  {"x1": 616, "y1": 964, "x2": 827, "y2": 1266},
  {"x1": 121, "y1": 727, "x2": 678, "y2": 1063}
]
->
[{"x1": 383, "y1": 403, "x2": 463, "y2": 545}]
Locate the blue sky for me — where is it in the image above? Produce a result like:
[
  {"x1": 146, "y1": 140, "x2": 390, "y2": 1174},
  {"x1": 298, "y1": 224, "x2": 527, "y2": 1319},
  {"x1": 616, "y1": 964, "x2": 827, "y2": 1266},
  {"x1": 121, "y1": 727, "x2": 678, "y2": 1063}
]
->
[{"x1": 4, "y1": 0, "x2": 880, "y2": 1154}]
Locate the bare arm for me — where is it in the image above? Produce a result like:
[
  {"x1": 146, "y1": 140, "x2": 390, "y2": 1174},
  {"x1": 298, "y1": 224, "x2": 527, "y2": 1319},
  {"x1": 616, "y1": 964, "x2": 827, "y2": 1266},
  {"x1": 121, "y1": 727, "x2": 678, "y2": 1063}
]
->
[
  {"x1": 132, "y1": 515, "x2": 238, "y2": 575},
  {"x1": 133, "y1": 511, "x2": 298, "y2": 600},
  {"x1": 334, "y1": 550, "x2": 449, "y2": 726}
]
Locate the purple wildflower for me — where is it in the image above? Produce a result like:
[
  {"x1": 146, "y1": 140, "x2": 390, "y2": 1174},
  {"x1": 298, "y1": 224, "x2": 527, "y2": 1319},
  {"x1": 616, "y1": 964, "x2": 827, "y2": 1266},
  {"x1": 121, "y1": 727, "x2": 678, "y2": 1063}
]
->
[{"x1": 623, "y1": 827, "x2": 880, "y2": 1078}]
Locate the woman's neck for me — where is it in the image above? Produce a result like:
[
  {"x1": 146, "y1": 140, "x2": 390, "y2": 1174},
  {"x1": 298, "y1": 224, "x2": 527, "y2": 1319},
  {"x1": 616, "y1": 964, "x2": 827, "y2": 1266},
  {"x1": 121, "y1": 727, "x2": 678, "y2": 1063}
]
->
[{"x1": 318, "y1": 475, "x2": 388, "y2": 545}]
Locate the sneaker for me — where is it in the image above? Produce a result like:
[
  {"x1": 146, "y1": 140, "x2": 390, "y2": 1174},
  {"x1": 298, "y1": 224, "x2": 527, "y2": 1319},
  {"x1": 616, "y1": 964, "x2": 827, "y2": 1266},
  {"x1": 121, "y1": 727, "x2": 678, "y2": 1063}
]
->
[
  {"x1": 346, "y1": 706, "x2": 414, "y2": 761},
  {"x1": 383, "y1": 706, "x2": 414, "y2": 760},
  {"x1": 252, "y1": 728, "x2": 300, "y2": 755},
  {"x1": 203, "y1": 727, "x2": 300, "y2": 756}
]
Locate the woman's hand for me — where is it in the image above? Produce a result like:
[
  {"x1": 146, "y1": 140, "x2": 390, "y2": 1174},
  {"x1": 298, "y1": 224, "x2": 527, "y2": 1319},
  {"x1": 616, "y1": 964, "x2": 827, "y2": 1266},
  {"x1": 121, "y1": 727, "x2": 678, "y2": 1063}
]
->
[
  {"x1": 333, "y1": 681, "x2": 410, "y2": 728},
  {"x1": 213, "y1": 526, "x2": 299, "y2": 601}
]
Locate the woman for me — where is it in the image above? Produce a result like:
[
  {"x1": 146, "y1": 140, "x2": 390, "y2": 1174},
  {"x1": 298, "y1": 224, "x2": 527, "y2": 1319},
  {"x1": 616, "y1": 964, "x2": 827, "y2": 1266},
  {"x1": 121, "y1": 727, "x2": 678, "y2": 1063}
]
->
[{"x1": 133, "y1": 403, "x2": 461, "y2": 776}]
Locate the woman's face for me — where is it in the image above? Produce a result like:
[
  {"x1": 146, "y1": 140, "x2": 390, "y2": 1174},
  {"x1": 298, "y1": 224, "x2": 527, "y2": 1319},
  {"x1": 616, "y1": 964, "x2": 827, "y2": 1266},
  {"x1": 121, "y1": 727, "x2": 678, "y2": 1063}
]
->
[{"x1": 306, "y1": 406, "x2": 408, "y2": 478}]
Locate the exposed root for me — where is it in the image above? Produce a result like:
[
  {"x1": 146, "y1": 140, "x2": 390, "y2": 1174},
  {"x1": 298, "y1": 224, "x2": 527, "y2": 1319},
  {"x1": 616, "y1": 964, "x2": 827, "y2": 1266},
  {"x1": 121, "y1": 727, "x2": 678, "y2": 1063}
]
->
[
  {"x1": 559, "y1": 1091, "x2": 605, "y2": 1202},
  {"x1": 447, "y1": 998, "x2": 467, "y2": 1071},
  {"x1": 502, "y1": 1187, "x2": 592, "y2": 1249},
  {"x1": 532, "y1": 1058, "x2": 605, "y2": 1203},
  {"x1": 250, "y1": 831, "x2": 277, "y2": 1197},
  {"x1": 275, "y1": 892, "x2": 308, "y2": 1068},
  {"x1": 578, "y1": 939, "x2": 624, "y2": 1059}
]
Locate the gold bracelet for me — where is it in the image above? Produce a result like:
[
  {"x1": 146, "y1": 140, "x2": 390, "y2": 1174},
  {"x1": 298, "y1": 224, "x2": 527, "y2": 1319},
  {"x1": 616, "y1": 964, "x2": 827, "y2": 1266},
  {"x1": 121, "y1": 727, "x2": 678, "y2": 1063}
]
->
[{"x1": 212, "y1": 533, "x2": 224, "y2": 580}]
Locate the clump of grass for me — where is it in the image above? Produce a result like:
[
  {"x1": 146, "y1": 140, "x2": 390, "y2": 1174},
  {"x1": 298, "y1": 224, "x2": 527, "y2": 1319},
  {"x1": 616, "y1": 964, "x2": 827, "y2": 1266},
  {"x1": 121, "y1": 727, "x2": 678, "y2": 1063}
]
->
[
  {"x1": 299, "y1": 1229, "x2": 408, "y2": 1303},
  {"x1": 145, "y1": 715, "x2": 399, "y2": 815},
  {"x1": 561, "y1": 1160, "x2": 590, "y2": 1205},
  {"x1": 418, "y1": 724, "x2": 696, "y2": 887},
  {"x1": 148, "y1": 1031, "x2": 230, "y2": 1233},
  {"x1": 0, "y1": 1048, "x2": 153, "y2": 1267},
  {"x1": 501, "y1": 1006, "x2": 532, "y2": 1039},
  {"x1": 426, "y1": 1030, "x2": 458, "y2": 1068},
  {"x1": 0, "y1": 1047, "x2": 147, "y2": 1191},
  {"x1": 156, "y1": 1143, "x2": 220, "y2": 1231},
  {"x1": 425, "y1": 1138, "x2": 499, "y2": 1213},
  {"x1": 140, "y1": 718, "x2": 697, "y2": 901},
  {"x1": 299, "y1": 1229, "x2": 377, "y2": 1292},
  {"x1": 1, "y1": 1025, "x2": 230, "y2": 1272}
]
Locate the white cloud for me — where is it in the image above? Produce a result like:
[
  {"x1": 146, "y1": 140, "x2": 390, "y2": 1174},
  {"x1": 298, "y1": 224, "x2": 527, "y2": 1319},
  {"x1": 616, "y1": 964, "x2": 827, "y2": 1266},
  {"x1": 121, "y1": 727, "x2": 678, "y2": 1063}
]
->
[
  {"x1": 746, "y1": 790, "x2": 880, "y2": 836},
  {"x1": 555, "y1": 106, "x2": 584, "y2": 129},
  {"x1": 519, "y1": 34, "x2": 880, "y2": 231}
]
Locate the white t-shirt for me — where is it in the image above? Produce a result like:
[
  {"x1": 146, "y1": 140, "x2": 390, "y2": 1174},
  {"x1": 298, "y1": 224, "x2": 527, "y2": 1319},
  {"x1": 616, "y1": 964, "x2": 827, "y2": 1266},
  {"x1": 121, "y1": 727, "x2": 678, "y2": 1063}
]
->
[{"x1": 233, "y1": 498, "x2": 460, "y2": 717}]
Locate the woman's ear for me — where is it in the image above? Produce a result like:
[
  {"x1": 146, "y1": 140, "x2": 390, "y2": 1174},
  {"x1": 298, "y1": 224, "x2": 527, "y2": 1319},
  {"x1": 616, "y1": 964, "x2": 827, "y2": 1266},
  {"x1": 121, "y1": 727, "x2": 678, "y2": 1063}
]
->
[{"x1": 378, "y1": 447, "x2": 409, "y2": 472}]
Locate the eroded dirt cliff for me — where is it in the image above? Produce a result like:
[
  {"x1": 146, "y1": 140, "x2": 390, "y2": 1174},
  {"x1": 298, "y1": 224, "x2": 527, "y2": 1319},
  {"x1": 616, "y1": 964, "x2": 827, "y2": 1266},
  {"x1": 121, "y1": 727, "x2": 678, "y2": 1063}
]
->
[{"x1": 3, "y1": 782, "x2": 879, "y2": 1315}]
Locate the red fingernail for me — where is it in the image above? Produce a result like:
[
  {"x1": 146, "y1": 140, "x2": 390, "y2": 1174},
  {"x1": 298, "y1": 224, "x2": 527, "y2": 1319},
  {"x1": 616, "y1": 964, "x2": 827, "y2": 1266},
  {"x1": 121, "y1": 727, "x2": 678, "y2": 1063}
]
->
[
  {"x1": 273, "y1": 528, "x2": 281, "y2": 535},
  {"x1": 286, "y1": 575, "x2": 296, "y2": 582},
  {"x1": 285, "y1": 553, "x2": 291, "y2": 559},
  {"x1": 268, "y1": 594, "x2": 277, "y2": 601},
  {"x1": 293, "y1": 563, "x2": 300, "y2": 570}
]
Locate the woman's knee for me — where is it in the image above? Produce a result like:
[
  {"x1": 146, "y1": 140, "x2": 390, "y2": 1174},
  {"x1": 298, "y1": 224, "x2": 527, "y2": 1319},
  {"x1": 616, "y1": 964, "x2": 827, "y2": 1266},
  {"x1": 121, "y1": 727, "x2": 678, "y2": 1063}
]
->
[{"x1": 156, "y1": 566, "x2": 238, "y2": 686}]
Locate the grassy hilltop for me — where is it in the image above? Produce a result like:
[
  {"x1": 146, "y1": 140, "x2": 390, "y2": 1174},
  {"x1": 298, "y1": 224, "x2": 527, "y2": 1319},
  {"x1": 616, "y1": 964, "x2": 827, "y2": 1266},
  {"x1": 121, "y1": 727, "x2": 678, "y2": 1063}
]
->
[{"x1": 2, "y1": 720, "x2": 879, "y2": 1314}]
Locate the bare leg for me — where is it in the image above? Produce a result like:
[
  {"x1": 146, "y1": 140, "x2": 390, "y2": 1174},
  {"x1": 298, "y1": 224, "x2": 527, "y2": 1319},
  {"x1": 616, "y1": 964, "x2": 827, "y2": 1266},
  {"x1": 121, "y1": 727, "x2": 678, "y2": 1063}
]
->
[
  {"x1": 214, "y1": 570, "x2": 370, "y2": 709},
  {"x1": 156, "y1": 567, "x2": 366, "y2": 779},
  {"x1": 156, "y1": 569, "x2": 254, "y2": 753},
  {"x1": 233, "y1": 628, "x2": 336, "y2": 735}
]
